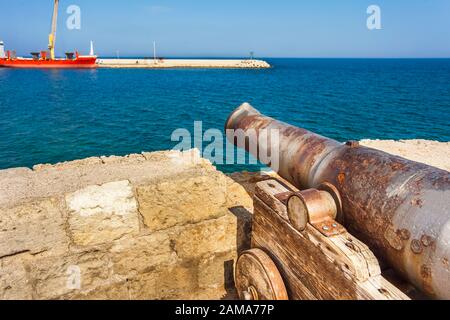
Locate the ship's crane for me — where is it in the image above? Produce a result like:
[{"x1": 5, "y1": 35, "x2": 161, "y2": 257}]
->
[{"x1": 48, "y1": 0, "x2": 59, "y2": 60}]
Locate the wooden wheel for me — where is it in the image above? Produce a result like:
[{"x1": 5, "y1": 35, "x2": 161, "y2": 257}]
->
[{"x1": 235, "y1": 248, "x2": 288, "y2": 300}]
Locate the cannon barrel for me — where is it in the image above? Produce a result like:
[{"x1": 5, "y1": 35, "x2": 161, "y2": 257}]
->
[{"x1": 225, "y1": 103, "x2": 450, "y2": 299}]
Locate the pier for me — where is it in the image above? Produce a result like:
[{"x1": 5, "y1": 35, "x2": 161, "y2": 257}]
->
[{"x1": 97, "y1": 58, "x2": 271, "y2": 69}]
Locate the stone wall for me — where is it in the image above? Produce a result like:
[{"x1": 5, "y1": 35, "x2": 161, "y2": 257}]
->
[{"x1": 0, "y1": 150, "x2": 257, "y2": 300}]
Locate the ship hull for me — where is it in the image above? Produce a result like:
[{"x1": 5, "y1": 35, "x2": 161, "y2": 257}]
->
[{"x1": 0, "y1": 56, "x2": 97, "y2": 69}]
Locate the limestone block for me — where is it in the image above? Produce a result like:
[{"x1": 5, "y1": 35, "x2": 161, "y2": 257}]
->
[
  {"x1": 225, "y1": 175, "x2": 253, "y2": 210},
  {"x1": 198, "y1": 251, "x2": 237, "y2": 291},
  {"x1": 65, "y1": 281, "x2": 129, "y2": 300},
  {"x1": 110, "y1": 232, "x2": 177, "y2": 276},
  {"x1": 137, "y1": 173, "x2": 228, "y2": 231},
  {"x1": 128, "y1": 272, "x2": 157, "y2": 300},
  {"x1": 33, "y1": 157, "x2": 102, "y2": 171},
  {"x1": 0, "y1": 256, "x2": 33, "y2": 300},
  {"x1": 184, "y1": 287, "x2": 238, "y2": 300},
  {"x1": 173, "y1": 214, "x2": 237, "y2": 260},
  {"x1": 155, "y1": 264, "x2": 198, "y2": 299},
  {"x1": 66, "y1": 180, "x2": 140, "y2": 246},
  {"x1": 0, "y1": 167, "x2": 33, "y2": 208},
  {"x1": 27, "y1": 250, "x2": 112, "y2": 300},
  {"x1": 100, "y1": 154, "x2": 145, "y2": 165},
  {"x1": 129, "y1": 264, "x2": 198, "y2": 300},
  {"x1": 0, "y1": 198, "x2": 69, "y2": 257}
]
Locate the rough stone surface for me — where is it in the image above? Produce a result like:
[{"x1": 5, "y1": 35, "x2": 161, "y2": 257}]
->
[
  {"x1": 0, "y1": 198, "x2": 69, "y2": 258},
  {"x1": 0, "y1": 255, "x2": 33, "y2": 300},
  {"x1": 68, "y1": 281, "x2": 130, "y2": 300},
  {"x1": 198, "y1": 251, "x2": 236, "y2": 291},
  {"x1": 128, "y1": 264, "x2": 198, "y2": 300},
  {"x1": 0, "y1": 149, "x2": 253, "y2": 300},
  {"x1": 66, "y1": 180, "x2": 140, "y2": 246},
  {"x1": 137, "y1": 173, "x2": 228, "y2": 231},
  {"x1": 0, "y1": 149, "x2": 213, "y2": 209},
  {"x1": 27, "y1": 250, "x2": 112, "y2": 300},
  {"x1": 110, "y1": 232, "x2": 177, "y2": 276},
  {"x1": 173, "y1": 214, "x2": 238, "y2": 260}
]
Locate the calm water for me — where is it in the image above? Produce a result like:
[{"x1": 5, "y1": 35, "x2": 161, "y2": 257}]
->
[{"x1": 0, "y1": 58, "x2": 449, "y2": 172}]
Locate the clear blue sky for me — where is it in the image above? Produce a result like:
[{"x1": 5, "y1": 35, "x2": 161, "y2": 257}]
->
[{"x1": 1, "y1": 0, "x2": 449, "y2": 58}]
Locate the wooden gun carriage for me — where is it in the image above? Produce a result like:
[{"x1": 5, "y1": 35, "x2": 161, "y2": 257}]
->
[{"x1": 235, "y1": 178, "x2": 411, "y2": 300}]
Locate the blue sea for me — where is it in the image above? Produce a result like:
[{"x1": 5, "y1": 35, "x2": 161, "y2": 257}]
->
[{"x1": 0, "y1": 58, "x2": 449, "y2": 172}]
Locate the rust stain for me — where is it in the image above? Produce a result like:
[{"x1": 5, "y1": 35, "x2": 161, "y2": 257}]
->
[
  {"x1": 345, "y1": 140, "x2": 360, "y2": 148},
  {"x1": 337, "y1": 173, "x2": 345, "y2": 186},
  {"x1": 411, "y1": 198, "x2": 424, "y2": 207},
  {"x1": 384, "y1": 227, "x2": 404, "y2": 251},
  {"x1": 397, "y1": 228, "x2": 411, "y2": 241},
  {"x1": 420, "y1": 265, "x2": 434, "y2": 295},
  {"x1": 420, "y1": 235, "x2": 434, "y2": 247}
]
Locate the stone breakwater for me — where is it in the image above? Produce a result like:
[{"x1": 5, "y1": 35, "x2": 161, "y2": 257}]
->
[
  {"x1": 97, "y1": 59, "x2": 271, "y2": 69},
  {"x1": 0, "y1": 149, "x2": 264, "y2": 300}
]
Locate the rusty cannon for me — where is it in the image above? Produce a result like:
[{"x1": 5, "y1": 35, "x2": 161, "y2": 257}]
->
[{"x1": 226, "y1": 103, "x2": 449, "y2": 300}]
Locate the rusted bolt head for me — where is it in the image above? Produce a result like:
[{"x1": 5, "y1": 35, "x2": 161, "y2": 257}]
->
[
  {"x1": 397, "y1": 229, "x2": 411, "y2": 241},
  {"x1": 421, "y1": 235, "x2": 433, "y2": 247},
  {"x1": 345, "y1": 140, "x2": 360, "y2": 148},
  {"x1": 412, "y1": 198, "x2": 424, "y2": 207},
  {"x1": 411, "y1": 239, "x2": 423, "y2": 254}
]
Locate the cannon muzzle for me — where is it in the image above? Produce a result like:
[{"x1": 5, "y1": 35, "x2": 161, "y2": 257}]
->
[{"x1": 226, "y1": 103, "x2": 450, "y2": 299}]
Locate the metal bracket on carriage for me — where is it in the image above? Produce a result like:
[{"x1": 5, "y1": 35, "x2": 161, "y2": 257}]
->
[
  {"x1": 286, "y1": 182, "x2": 346, "y2": 237},
  {"x1": 266, "y1": 179, "x2": 345, "y2": 237}
]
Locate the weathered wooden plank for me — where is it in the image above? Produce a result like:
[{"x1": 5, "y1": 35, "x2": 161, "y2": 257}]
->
[
  {"x1": 253, "y1": 197, "x2": 361, "y2": 299},
  {"x1": 255, "y1": 180, "x2": 290, "y2": 221},
  {"x1": 251, "y1": 179, "x2": 410, "y2": 300},
  {"x1": 252, "y1": 237, "x2": 317, "y2": 300}
]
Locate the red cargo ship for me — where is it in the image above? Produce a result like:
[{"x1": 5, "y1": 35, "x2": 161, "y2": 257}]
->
[
  {"x1": 0, "y1": 51, "x2": 97, "y2": 69},
  {"x1": 0, "y1": 0, "x2": 97, "y2": 69}
]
